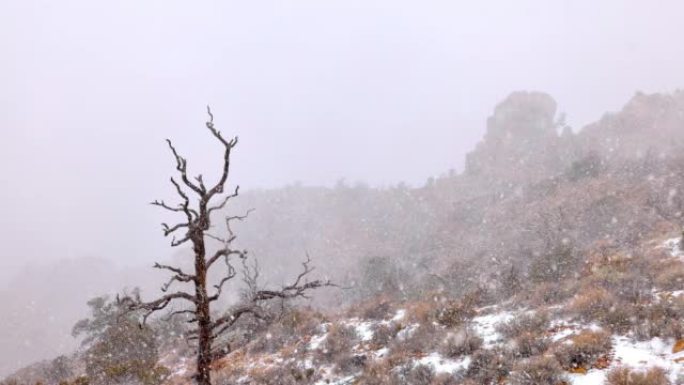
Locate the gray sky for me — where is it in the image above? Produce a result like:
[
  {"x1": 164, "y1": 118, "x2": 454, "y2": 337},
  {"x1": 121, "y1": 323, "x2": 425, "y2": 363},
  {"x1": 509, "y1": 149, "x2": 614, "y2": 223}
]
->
[{"x1": 1, "y1": 0, "x2": 684, "y2": 271}]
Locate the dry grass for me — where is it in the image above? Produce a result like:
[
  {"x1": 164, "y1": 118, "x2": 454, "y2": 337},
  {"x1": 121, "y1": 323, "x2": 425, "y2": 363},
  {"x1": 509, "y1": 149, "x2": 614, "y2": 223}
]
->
[
  {"x1": 322, "y1": 323, "x2": 359, "y2": 358},
  {"x1": 655, "y1": 262, "x2": 684, "y2": 291},
  {"x1": 464, "y1": 348, "x2": 511, "y2": 385},
  {"x1": 568, "y1": 287, "x2": 616, "y2": 321},
  {"x1": 436, "y1": 299, "x2": 477, "y2": 328},
  {"x1": 439, "y1": 327, "x2": 483, "y2": 358},
  {"x1": 370, "y1": 322, "x2": 401, "y2": 347},
  {"x1": 511, "y1": 331, "x2": 550, "y2": 358},
  {"x1": 498, "y1": 310, "x2": 550, "y2": 339},
  {"x1": 606, "y1": 366, "x2": 671, "y2": 385},
  {"x1": 391, "y1": 323, "x2": 441, "y2": 355},
  {"x1": 350, "y1": 296, "x2": 396, "y2": 320},
  {"x1": 508, "y1": 355, "x2": 567, "y2": 385},
  {"x1": 553, "y1": 330, "x2": 612, "y2": 370}
]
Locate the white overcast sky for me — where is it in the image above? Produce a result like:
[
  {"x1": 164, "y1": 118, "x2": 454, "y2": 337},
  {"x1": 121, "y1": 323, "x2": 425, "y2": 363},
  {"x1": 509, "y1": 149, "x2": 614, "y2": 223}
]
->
[{"x1": 1, "y1": 0, "x2": 684, "y2": 270}]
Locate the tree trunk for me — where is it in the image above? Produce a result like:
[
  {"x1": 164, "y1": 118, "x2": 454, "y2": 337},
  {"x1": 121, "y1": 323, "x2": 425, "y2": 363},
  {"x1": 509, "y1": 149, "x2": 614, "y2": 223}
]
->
[{"x1": 195, "y1": 236, "x2": 212, "y2": 385}]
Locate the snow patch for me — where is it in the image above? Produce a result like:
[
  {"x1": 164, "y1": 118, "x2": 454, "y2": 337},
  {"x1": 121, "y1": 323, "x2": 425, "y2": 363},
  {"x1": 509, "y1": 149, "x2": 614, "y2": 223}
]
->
[
  {"x1": 661, "y1": 237, "x2": 683, "y2": 258},
  {"x1": 471, "y1": 309, "x2": 514, "y2": 347},
  {"x1": 416, "y1": 352, "x2": 470, "y2": 374}
]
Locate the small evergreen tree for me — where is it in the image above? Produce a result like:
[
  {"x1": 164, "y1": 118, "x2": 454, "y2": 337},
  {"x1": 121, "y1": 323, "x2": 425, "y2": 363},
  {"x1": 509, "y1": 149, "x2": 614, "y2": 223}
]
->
[{"x1": 72, "y1": 294, "x2": 168, "y2": 385}]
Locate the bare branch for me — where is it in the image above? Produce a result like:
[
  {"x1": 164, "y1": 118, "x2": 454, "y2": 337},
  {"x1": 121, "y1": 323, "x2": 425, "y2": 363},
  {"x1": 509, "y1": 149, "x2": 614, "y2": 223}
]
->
[
  {"x1": 153, "y1": 262, "x2": 193, "y2": 279},
  {"x1": 164, "y1": 309, "x2": 196, "y2": 322},
  {"x1": 120, "y1": 291, "x2": 197, "y2": 326},
  {"x1": 225, "y1": 209, "x2": 254, "y2": 239},
  {"x1": 211, "y1": 304, "x2": 264, "y2": 337},
  {"x1": 166, "y1": 139, "x2": 204, "y2": 196},
  {"x1": 151, "y1": 200, "x2": 185, "y2": 213},
  {"x1": 171, "y1": 234, "x2": 192, "y2": 247},
  {"x1": 161, "y1": 222, "x2": 189, "y2": 237},
  {"x1": 204, "y1": 106, "x2": 238, "y2": 200},
  {"x1": 252, "y1": 254, "x2": 335, "y2": 301},
  {"x1": 209, "y1": 260, "x2": 237, "y2": 302},
  {"x1": 207, "y1": 186, "x2": 240, "y2": 215}
]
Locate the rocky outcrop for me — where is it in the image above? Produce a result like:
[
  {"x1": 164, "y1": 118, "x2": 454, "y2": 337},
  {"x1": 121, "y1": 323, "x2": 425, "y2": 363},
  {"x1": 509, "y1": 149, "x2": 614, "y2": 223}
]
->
[
  {"x1": 578, "y1": 90, "x2": 684, "y2": 163},
  {"x1": 465, "y1": 91, "x2": 572, "y2": 185}
]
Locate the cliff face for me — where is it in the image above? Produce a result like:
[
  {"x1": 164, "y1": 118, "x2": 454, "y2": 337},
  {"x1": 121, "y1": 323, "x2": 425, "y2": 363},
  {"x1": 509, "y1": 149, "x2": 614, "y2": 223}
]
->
[
  {"x1": 464, "y1": 91, "x2": 571, "y2": 185},
  {"x1": 464, "y1": 90, "x2": 684, "y2": 187},
  {"x1": 579, "y1": 90, "x2": 684, "y2": 162}
]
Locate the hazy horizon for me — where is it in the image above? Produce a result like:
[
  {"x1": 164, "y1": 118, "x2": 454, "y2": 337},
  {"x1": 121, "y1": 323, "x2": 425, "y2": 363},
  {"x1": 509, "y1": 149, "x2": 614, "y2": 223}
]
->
[{"x1": 2, "y1": 0, "x2": 684, "y2": 275}]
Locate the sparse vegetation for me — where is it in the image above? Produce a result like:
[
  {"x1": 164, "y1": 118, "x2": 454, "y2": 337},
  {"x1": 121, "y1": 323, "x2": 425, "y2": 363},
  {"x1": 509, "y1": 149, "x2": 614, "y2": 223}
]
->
[
  {"x1": 606, "y1": 366, "x2": 671, "y2": 385},
  {"x1": 508, "y1": 356, "x2": 567, "y2": 385},
  {"x1": 553, "y1": 330, "x2": 612, "y2": 370}
]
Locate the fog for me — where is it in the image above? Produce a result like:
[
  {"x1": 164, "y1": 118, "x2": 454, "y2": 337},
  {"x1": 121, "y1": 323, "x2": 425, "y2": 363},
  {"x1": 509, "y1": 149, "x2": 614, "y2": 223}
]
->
[{"x1": 2, "y1": 0, "x2": 684, "y2": 379}]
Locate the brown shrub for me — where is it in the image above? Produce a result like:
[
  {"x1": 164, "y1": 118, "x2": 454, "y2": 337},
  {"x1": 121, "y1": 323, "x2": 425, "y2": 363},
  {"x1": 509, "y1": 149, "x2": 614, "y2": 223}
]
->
[
  {"x1": 371, "y1": 322, "x2": 401, "y2": 347},
  {"x1": 431, "y1": 373, "x2": 462, "y2": 385},
  {"x1": 511, "y1": 331, "x2": 550, "y2": 358},
  {"x1": 322, "y1": 323, "x2": 359, "y2": 358},
  {"x1": 464, "y1": 348, "x2": 511, "y2": 385},
  {"x1": 352, "y1": 296, "x2": 395, "y2": 320},
  {"x1": 606, "y1": 366, "x2": 671, "y2": 385},
  {"x1": 436, "y1": 299, "x2": 477, "y2": 328},
  {"x1": 403, "y1": 364, "x2": 435, "y2": 385},
  {"x1": 242, "y1": 362, "x2": 317, "y2": 385},
  {"x1": 568, "y1": 287, "x2": 617, "y2": 322},
  {"x1": 355, "y1": 360, "x2": 392, "y2": 385},
  {"x1": 440, "y1": 327, "x2": 483, "y2": 358},
  {"x1": 527, "y1": 281, "x2": 576, "y2": 307},
  {"x1": 391, "y1": 323, "x2": 441, "y2": 355},
  {"x1": 655, "y1": 263, "x2": 684, "y2": 291},
  {"x1": 248, "y1": 308, "x2": 326, "y2": 354},
  {"x1": 553, "y1": 330, "x2": 612, "y2": 370},
  {"x1": 601, "y1": 303, "x2": 635, "y2": 334},
  {"x1": 508, "y1": 355, "x2": 567, "y2": 385},
  {"x1": 498, "y1": 310, "x2": 549, "y2": 338},
  {"x1": 632, "y1": 300, "x2": 684, "y2": 340},
  {"x1": 278, "y1": 308, "x2": 327, "y2": 336},
  {"x1": 336, "y1": 353, "x2": 369, "y2": 374},
  {"x1": 405, "y1": 300, "x2": 439, "y2": 324}
]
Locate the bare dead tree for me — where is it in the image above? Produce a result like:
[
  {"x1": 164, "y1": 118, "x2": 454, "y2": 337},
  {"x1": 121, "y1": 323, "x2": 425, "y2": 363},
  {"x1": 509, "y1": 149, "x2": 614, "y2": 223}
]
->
[{"x1": 120, "y1": 108, "x2": 333, "y2": 385}]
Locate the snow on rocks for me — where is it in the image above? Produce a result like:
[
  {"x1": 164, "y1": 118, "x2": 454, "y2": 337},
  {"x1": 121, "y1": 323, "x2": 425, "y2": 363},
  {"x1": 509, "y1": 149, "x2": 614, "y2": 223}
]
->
[
  {"x1": 415, "y1": 352, "x2": 471, "y2": 374},
  {"x1": 661, "y1": 236, "x2": 683, "y2": 258},
  {"x1": 471, "y1": 308, "x2": 515, "y2": 347},
  {"x1": 567, "y1": 335, "x2": 684, "y2": 384}
]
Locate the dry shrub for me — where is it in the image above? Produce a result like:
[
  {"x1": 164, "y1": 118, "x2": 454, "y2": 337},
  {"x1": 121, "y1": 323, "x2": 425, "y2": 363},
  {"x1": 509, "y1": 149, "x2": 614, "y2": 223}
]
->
[
  {"x1": 498, "y1": 310, "x2": 549, "y2": 338},
  {"x1": 600, "y1": 303, "x2": 635, "y2": 334},
  {"x1": 336, "y1": 353, "x2": 369, "y2": 374},
  {"x1": 352, "y1": 296, "x2": 395, "y2": 320},
  {"x1": 392, "y1": 323, "x2": 441, "y2": 355},
  {"x1": 431, "y1": 373, "x2": 462, "y2": 385},
  {"x1": 553, "y1": 330, "x2": 612, "y2": 370},
  {"x1": 511, "y1": 331, "x2": 550, "y2": 358},
  {"x1": 243, "y1": 362, "x2": 317, "y2": 385},
  {"x1": 248, "y1": 308, "x2": 326, "y2": 354},
  {"x1": 355, "y1": 360, "x2": 392, "y2": 385},
  {"x1": 586, "y1": 252, "x2": 659, "y2": 305},
  {"x1": 465, "y1": 348, "x2": 511, "y2": 385},
  {"x1": 436, "y1": 299, "x2": 477, "y2": 328},
  {"x1": 322, "y1": 323, "x2": 359, "y2": 358},
  {"x1": 371, "y1": 322, "x2": 401, "y2": 347},
  {"x1": 405, "y1": 300, "x2": 439, "y2": 324},
  {"x1": 568, "y1": 287, "x2": 617, "y2": 322},
  {"x1": 655, "y1": 263, "x2": 684, "y2": 291},
  {"x1": 508, "y1": 355, "x2": 567, "y2": 385},
  {"x1": 527, "y1": 281, "x2": 575, "y2": 307},
  {"x1": 403, "y1": 364, "x2": 435, "y2": 385},
  {"x1": 632, "y1": 299, "x2": 684, "y2": 340},
  {"x1": 606, "y1": 366, "x2": 671, "y2": 385},
  {"x1": 440, "y1": 327, "x2": 483, "y2": 358},
  {"x1": 405, "y1": 294, "x2": 448, "y2": 324}
]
